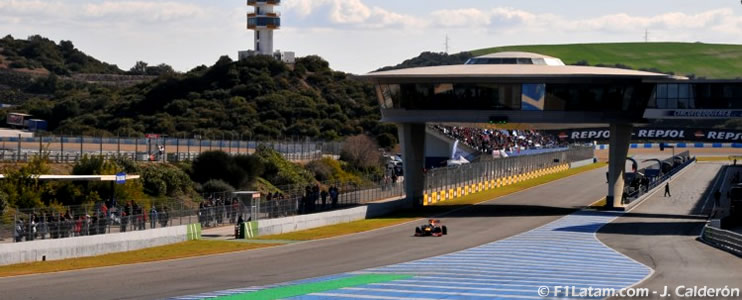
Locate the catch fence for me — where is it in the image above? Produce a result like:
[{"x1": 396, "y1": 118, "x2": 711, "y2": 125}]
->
[
  {"x1": 2, "y1": 199, "x2": 256, "y2": 243},
  {"x1": 423, "y1": 146, "x2": 594, "y2": 204},
  {"x1": 0, "y1": 135, "x2": 343, "y2": 163}
]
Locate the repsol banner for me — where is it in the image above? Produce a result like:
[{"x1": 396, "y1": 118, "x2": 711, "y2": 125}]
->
[{"x1": 550, "y1": 128, "x2": 742, "y2": 142}]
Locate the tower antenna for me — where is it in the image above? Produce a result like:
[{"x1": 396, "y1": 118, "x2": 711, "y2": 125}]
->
[
  {"x1": 644, "y1": 28, "x2": 649, "y2": 43},
  {"x1": 445, "y1": 34, "x2": 450, "y2": 54}
]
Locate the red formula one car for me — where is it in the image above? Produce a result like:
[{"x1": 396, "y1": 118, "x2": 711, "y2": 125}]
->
[{"x1": 414, "y1": 219, "x2": 448, "y2": 237}]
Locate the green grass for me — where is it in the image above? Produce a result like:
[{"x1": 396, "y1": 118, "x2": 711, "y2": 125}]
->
[
  {"x1": 0, "y1": 240, "x2": 276, "y2": 278},
  {"x1": 471, "y1": 42, "x2": 742, "y2": 79}
]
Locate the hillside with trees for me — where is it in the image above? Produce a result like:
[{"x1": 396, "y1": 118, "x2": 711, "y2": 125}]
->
[
  {"x1": 0, "y1": 35, "x2": 123, "y2": 75},
  {"x1": 7, "y1": 46, "x2": 397, "y2": 147}
]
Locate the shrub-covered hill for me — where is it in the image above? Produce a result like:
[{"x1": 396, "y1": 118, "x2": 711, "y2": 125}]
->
[
  {"x1": 16, "y1": 55, "x2": 398, "y2": 147},
  {"x1": 0, "y1": 35, "x2": 123, "y2": 75}
]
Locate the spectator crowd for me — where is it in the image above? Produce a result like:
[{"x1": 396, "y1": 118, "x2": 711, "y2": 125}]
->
[
  {"x1": 13, "y1": 201, "x2": 171, "y2": 242},
  {"x1": 431, "y1": 125, "x2": 561, "y2": 155}
]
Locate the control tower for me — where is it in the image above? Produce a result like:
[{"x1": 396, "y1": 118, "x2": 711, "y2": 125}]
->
[{"x1": 247, "y1": 0, "x2": 281, "y2": 56}]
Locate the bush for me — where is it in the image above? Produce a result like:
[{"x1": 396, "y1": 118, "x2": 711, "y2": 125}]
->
[
  {"x1": 233, "y1": 154, "x2": 264, "y2": 186},
  {"x1": 306, "y1": 158, "x2": 364, "y2": 185},
  {"x1": 190, "y1": 151, "x2": 263, "y2": 189},
  {"x1": 376, "y1": 132, "x2": 397, "y2": 149},
  {"x1": 190, "y1": 151, "x2": 236, "y2": 184},
  {"x1": 111, "y1": 156, "x2": 140, "y2": 174},
  {"x1": 0, "y1": 155, "x2": 50, "y2": 209},
  {"x1": 255, "y1": 146, "x2": 314, "y2": 187},
  {"x1": 201, "y1": 179, "x2": 235, "y2": 194},
  {"x1": 140, "y1": 164, "x2": 192, "y2": 197},
  {"x1": 72, "y1": 155, "x2": 119, "y2": 175},
  {"x1": 306, "y1": 160, "x2": 333, "y2": 181}
]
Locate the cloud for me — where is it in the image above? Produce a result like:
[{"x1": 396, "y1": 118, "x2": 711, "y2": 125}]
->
[
  {"x1": 426, "y1": 6, "x2": 741, "y2": 36},
  {"x1": 82, "y1": 1, "x2": 208, "y2": 23},
  {"x1": 431, "y1": 8, "x2": 491, "y2": 28},
  {"x1": 0, "y1": 0, "x2": 68, "y2": 17},
  {"x1": 0, "y1": 0, "x2": 210, "y2": 24},
  {"x1": 283, "y1": 0, "x2": 425, "y2": 29},
  {"x1": 282, "y1": 1, "x2": 742, "y2": 37}
]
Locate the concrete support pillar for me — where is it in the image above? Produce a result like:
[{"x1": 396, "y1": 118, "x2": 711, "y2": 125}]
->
[
  {"x1": 398, "y1": 123, "x2": 426, "y2": 208},
  {"x1": 606, "y1": 123, "x2": 633, "y2": 209}
]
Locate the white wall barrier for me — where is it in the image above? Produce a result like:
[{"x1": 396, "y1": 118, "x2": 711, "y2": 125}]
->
[
  {"x1": 569, "y1": 158, "x2": 597, "y2": 169},
  {"x1": 0, "y1": 224, "x2": 201, "y2": 266},
  {"x1": 257, "y1": 197, "x2": 406, "y2": 236}
]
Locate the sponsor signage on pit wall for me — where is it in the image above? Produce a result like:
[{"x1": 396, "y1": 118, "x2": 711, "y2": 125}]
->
[
  {"x1": 551, "y1": 128, "x2": 742, "y2": 142},
  {"x1": 643, "y1": 109, "x2": 742, "y2": 119}
]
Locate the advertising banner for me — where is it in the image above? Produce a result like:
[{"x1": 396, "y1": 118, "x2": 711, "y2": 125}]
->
[
  {"x1": 6, "y1": 113, "x2": 26, "y2": 126},
  {"x1": 549, "y1": 127, "x2": 742, "y2": 142}
]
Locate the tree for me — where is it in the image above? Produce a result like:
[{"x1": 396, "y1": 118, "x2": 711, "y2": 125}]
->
[
  {"x1": 190, "y1": 151, "x2": 248, "y2": 189},
  {"x1": 129, "y1": 61, "x2": 148, "y2": 75},
  {"x1": 340, "y1": 135, "x2": 382, "y2": 170},
  {"x1": 233, "y1": 154, "x2": 264, "y2": 187},
  {"x1": 0, "y1": 155, "x2": 51, "y2": 209},
  {"x1": 145, "y1": 63, "x2": 175, "y2": 76}
]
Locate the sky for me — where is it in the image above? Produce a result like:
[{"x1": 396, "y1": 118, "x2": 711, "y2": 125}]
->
[{"x1": 2, "y1": 0, "x2": 742, "y2": 74}]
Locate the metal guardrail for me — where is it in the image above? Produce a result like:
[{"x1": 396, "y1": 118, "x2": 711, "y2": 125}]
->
[{"x1": 701, "y1": 224, "x2": 742, "y2": 257}]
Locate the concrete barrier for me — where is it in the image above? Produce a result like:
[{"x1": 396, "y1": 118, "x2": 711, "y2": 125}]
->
[
  {"x1": 569, "y1": 158, "x2": 597, "y2": 169},
  {"x1": 0, "y1": 224, "x2": 201, "y2": 266},
  {"x1": 257, "y1": 197, "x2": 407, "y2": 236}
]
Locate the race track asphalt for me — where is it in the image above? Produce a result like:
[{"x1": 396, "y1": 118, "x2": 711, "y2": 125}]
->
[
  {"x1": 0, "y1": 167, "x2": 608, "y2": 300},
  {"x1": 599, "y1": 162, "x2": 742, "y2": 298}
]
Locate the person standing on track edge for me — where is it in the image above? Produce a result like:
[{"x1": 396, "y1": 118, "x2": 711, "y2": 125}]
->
[{"x1": 664, "y1": 182, "x2": 671, "y2": 197}]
